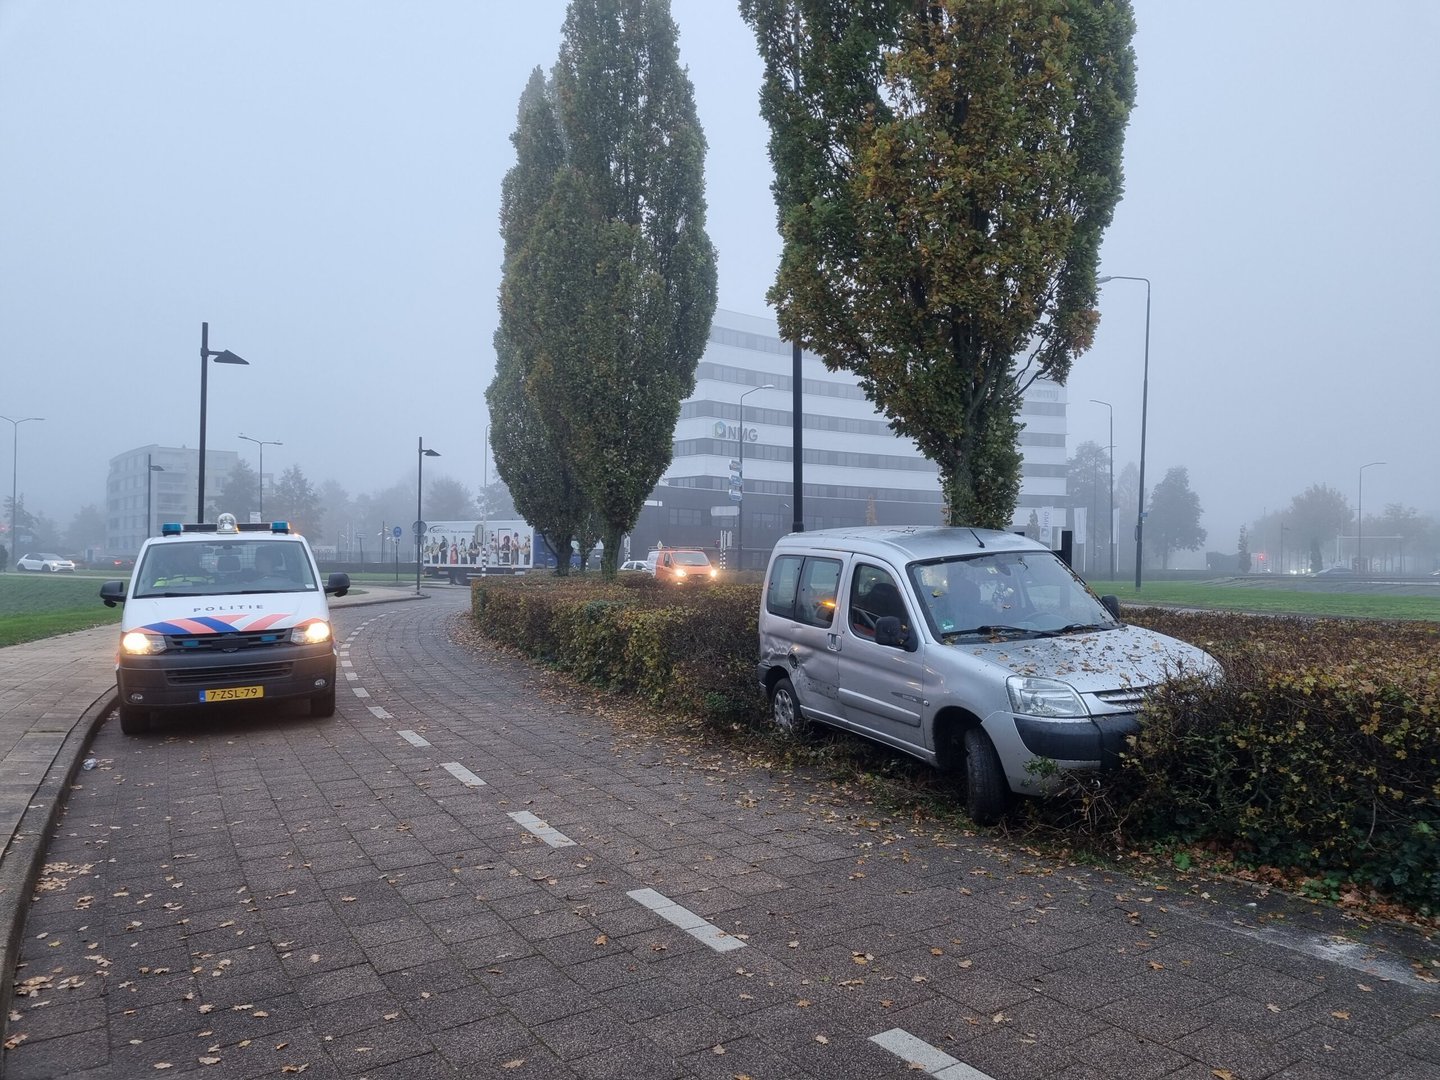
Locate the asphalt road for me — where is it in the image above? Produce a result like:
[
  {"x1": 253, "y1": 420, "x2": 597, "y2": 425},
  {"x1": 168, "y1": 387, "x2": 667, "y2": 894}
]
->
[{"x1": 4, "y1": 590, "x2": 1438, "y2": 1079}]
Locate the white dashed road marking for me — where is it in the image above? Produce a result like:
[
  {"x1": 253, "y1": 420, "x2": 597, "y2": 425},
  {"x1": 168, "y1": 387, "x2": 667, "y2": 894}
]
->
[
  {"x1": 367, "y1": 705, "x2": 393, "y2": 720},
  {"x1": 626, "y1": 888, "x2": 746, "y2": 952},
  {"x1": 351, "y1": 687, "x2": 370, "y2": 698},
  {"x1": 869, "y1": 1029, "x2": 996, "y2": 1079},
  {"x1": 441, "y1": 762, "x2": 487, "y2": 787},
  {"x1": 346, "y1": 672, "x2": 359, "y2": 681},
  {"x1": 507, "y1": 810, "x2": 577, "y2": 848},
  {"x1": 398, "y1": 730, "x2": 431, "y2": 748}
]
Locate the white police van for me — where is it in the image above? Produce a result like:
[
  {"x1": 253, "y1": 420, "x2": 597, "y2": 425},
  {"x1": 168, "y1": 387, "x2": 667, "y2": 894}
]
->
[
  {"x1": 758, "y1": 526, "x2": 1220, "y2": 823},
  {"x1": 100, "y1": 513, "x2": 351, "y2": 734}
]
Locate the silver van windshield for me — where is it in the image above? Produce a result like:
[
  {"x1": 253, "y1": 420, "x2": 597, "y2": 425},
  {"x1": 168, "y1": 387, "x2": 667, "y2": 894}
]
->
[
  {"x1": 134, "y1": 540, "x2": 316, "y2": 598},
  {"x1": 909, "y1": 551, "x2": 1117, "y2": 640}
]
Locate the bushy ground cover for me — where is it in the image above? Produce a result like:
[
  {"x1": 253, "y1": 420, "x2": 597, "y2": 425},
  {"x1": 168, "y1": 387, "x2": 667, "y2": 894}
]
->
[{"x1": 471, "y1": 575, "x2": 1440, "y2": 916}]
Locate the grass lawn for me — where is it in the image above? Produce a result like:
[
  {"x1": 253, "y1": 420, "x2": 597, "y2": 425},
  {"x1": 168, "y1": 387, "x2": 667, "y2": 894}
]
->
[
  {"x1": 0, "y1": 572, "x2": 121, "y2": 647},
  {"x1": 1084, "y1": 578, "x2": 1440, "y2": 621}
]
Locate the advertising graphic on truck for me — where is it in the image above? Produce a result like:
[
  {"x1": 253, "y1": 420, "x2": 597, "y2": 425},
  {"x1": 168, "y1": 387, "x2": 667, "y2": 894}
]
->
[{"x1": 422, "y1": 520, "x2": 537, "y2": 583}]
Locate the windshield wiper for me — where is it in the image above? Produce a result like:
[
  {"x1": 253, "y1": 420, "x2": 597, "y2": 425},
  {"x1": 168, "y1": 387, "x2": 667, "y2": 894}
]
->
[{"x1": 1053, "y1": 622, "x2": 1114, "y2": 635}]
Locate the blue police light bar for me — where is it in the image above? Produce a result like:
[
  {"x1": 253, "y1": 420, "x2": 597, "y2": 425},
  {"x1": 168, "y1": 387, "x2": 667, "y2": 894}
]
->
[{"x1": 161, "y1": 523, "x2": 182, "y2": 536}]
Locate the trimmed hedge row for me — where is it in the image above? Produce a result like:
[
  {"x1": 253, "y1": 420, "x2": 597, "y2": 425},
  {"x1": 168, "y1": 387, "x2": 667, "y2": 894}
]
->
[
  {"x1": 471, "y1": 575, "x2": 764, "y2": 723},
  {"x1": 470, "y1": 577, "x2": 1440, "y2": 912}
]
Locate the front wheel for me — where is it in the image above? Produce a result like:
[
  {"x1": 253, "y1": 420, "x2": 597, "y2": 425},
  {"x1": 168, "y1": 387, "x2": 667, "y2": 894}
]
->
[
  {"x1": 768, "y1": 676, "x2": 810, "y2": 736},
  {"x1": 310, "y1": 686, "x2": 336, "y2": 718},
  {"x1": 963, "y1": 727, "x2": 1008, "y2": 825},
  {"x1": 118, "y1": 704, "x2": 151, "y2": 735}
]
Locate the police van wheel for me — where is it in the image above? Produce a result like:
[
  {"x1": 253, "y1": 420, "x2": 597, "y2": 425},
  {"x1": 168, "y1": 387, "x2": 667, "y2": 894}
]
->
[
  {"x1": 310, "y1": 687, "x2": 336, "y2": 718},
  {"x1": 769, "y1": 677, "x2": 809, "y2": 736},
  {"x1": 963, "y1": 727, "x2": 1007, "y2": 825},
  {"x1": 118, "y1": 704, "x2": 151, "y2": 735}
]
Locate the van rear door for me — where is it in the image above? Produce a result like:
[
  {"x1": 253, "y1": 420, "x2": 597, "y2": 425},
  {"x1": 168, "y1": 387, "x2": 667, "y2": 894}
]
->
[{"x1": 761, "y1": 552, "x2": 846, "y2": 724}]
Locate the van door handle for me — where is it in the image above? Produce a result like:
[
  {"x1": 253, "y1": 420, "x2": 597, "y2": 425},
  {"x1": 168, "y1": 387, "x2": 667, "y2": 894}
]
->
[{"x1": 827, "y1": 633, "x2": 841, "y2": 653}]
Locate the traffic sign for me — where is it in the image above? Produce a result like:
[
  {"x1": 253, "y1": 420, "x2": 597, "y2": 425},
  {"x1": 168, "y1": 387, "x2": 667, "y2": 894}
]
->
[
  {"x1": 392, "y1": 525, "x2": 403, "y2": 540},
  {"x1": 413, "y1": 520, "x2": 426, "y2": 536}
]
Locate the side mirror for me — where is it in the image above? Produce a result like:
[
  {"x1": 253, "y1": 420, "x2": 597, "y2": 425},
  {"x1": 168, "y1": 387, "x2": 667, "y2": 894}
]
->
[
  {"x1": 100, "y1": 580, "x2": 126, "y2": 608},
  {"x1": 1100, "y1": 594, "x2": 1121, "y2": 620},
  {"x1": 874, "y1": 615, "x2": 914, "y2": 651},
  {"x1": 326, "y1": 571, "x2": 351, "y2": 598}
]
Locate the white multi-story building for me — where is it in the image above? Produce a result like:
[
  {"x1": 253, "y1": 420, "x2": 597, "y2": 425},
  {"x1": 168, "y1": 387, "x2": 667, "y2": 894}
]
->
[
  {"x1": 633, "y1": 308, "x2": 1070, "y2": 569},
  {"x1": 106, "y1": 445, "x2": 239, "y2": 555}
]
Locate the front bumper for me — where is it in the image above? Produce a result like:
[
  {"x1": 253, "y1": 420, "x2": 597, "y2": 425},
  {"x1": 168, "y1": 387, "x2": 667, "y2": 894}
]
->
[
  {"x1": 116, "y1": 642, "x2": 336, "y2": 711},
  {"x1": 1012, "y1": 711, "x2": 1139, "y2": 770}
]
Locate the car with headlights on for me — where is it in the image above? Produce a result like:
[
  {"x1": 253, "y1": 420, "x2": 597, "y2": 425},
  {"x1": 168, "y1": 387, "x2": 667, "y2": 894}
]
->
[
  {"x1": 17, "y1": 552, "x2": 76, "y2": 572},
  {"x1": 99, "y1": 513, "x2": 350, "y2": 734}
]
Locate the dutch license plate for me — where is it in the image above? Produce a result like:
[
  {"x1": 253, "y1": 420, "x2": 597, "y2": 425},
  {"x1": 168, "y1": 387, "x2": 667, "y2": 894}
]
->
[{"x1": 201, "y1": 685, "x2": 264, "y2": 702}]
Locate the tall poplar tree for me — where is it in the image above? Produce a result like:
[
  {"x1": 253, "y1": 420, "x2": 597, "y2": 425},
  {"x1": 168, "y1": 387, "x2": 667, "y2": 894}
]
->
[
  {"x1": 489, "y1": 68, "x2": 594, "y2": 574},
  {"x1": 740, "y1": 0, "x2": 1136, "y2": 528},
  {"x1": 513, "y1": 0, "x2": 717, "y2": 578}
]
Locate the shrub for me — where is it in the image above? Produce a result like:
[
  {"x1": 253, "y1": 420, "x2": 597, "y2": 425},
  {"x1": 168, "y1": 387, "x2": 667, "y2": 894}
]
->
[{"x1": 471, "y1": 579, "x2": 1440, "y2": 912}]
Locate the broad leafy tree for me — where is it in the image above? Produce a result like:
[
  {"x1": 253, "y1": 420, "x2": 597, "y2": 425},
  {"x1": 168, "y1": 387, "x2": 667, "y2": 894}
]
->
[
  {"x1": 1286, "y1": 483, "x2": 1351, "y2": 569},
  {"x1": 1146, "y1": 466, "x2": 1205, "y2": 568},
  {"x1": 271, "y1": 465, "x2": 322, "y2": 540},
  {"x1": 740, "y1": 0, "x2": 1136, "y2": 528},
  {"x1": 1067, "y1": 440, "x2": 1111, "y2": 575},
  {"x1": 503, "y1": 1, "x2": 718, "y2": 578},
  {"x1": 213, "y1": 460, "x2": 260, "y2": 523},
  {"x1": 425, "y1": 476, "x2": 478, "y2": 521},
  {"x1": 64, "y1": 504, "x2": 106, "y2": 555}
]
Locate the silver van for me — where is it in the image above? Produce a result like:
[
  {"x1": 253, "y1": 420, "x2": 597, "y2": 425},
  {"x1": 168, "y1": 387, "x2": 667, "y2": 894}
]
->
[{"x1": 756, "y1": 526, "x2": 1219, "y2": 823}]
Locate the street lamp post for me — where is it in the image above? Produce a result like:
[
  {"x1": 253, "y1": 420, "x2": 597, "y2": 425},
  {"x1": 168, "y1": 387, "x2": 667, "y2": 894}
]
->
[
  {"x1": 146, "y1": 456, "x2": 165, "y2": 540},
  {"x1": 198, "y1": 322, "x2": 248, "y2": 522},
  {"x1": 1358, "y1": 460, "x2": 1385, "y2": 573},
  {"x1": 736, "y1": 384, "x2": 774, "y2": 572},
  {"x1": 237, "y1": 434, "x2": 282, "y2": 520},
  {"x1": 416, "y1": 437, "x2": 440, "y2": 595},
  {"x1": 1096, "y1": 276, "x2": 1151, "y2": 589},
  {"x1": 1090, "y1": 399, "x2": 1115, "y2": 578},
  {"x1": 2, "y1": 415, "x2": 43, "y2": 570}
]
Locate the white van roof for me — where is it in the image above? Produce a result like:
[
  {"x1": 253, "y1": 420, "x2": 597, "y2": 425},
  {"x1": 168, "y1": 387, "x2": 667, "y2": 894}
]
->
[{"x1": 773, "y1": 525, "x2": 1047, "y2": 563}]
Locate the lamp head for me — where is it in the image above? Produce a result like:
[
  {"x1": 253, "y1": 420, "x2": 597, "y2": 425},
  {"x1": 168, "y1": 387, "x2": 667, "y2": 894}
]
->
[
  {"x1": 422, "y1": 448, "x2": 440, "y2": 458},
  {"x1": 211, "y1": 349, "x2": 248, "y2": 366}
]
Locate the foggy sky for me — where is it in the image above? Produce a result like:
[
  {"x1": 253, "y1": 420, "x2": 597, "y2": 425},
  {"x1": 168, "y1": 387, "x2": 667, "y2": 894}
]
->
[{"x1": 2, "y1": 1, "x2": 1437, "y2": 553}]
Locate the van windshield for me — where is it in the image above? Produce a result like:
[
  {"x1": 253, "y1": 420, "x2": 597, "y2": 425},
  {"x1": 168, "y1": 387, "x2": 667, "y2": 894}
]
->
[
  {"x1": 133, "y1": 540, "x2": 317, "y2": 598},
  {"x1": 673, "y1": 551, "x2": 711, "y2": 566},
  {"x1": 909, "y1": 551, "x2": 1118, "y2": 641}
]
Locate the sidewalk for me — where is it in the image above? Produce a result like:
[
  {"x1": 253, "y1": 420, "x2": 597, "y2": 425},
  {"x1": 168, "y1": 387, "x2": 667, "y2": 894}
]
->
[{"x1": 0, "y1": 586, "x2": 425, "y2": 1033}]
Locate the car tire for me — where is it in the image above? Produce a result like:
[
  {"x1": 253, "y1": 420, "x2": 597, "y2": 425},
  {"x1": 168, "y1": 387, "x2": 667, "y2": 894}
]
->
[
  {"x1": 310, "y1": 686, "x2": 336, "y2": 718},
  {"x1": 769, "y1": 676, "x2": 810, "y2": 736},
  {"x1": 118, "y1": 704, "x2": 151, "y2": 735},
  {"x1": 48, "y1": 564, "x2": 59, "y2": 572},
  {"x1": 963, "y1": 726, "x2": 1008, "y2": 825}
]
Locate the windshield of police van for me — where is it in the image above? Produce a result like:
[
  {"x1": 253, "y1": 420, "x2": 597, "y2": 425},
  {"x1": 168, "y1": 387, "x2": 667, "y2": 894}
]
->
[
  {"x1": 908, "y1": 551, "x2": 1118, "y2": 641},
  {"x1": 133, "y1": 540, "x2": 317, "y2": 598}
]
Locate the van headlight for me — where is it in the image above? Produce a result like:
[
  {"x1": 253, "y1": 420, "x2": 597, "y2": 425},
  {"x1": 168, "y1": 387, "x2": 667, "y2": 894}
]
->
[
  {"x1": 290, "y1": 620, "x2": 332, "y2": 645},
  {"x1": 121, "y1": 631, "x2": 166, "y2": 656},
  {"x1": 1007, "y1": 676, "x2": 1086, "y2": 718}
]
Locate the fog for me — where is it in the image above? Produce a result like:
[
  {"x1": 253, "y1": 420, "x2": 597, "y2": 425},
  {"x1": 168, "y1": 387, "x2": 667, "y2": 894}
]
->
[{"x1": 3, "y1": 1, "x2": 1436, "y2": 554}]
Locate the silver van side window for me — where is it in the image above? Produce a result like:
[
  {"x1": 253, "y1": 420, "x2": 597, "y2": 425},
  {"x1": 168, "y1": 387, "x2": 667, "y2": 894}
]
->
[
  {"x1": 849, "y1": 563, "x2": 909, "y2": 639},
  {"x1": 769, "y1": 555, "x2": 842, "y2": 628},
  {"x1": 765, "y1": 555, "x2": 804, "y2": 619},
  {"x1": 796, "y1": 558, "x2": 842, "y2": 628}
]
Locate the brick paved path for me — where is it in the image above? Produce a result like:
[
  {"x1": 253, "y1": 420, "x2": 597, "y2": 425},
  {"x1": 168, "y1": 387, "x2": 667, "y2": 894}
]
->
[{"x1": 4, "y1": 591, "x2": 1438, "y2": 1079}]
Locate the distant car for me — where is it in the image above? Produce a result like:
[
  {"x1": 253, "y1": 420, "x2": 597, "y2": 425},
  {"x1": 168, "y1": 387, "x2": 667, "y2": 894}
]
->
[
  {"x1": 91, "y1": 554, "x2": 136, "y2": 571},
  {"x1": 1312, "y1": 566, "x2": 1354, "y2": 577},
  {"x1": 620, "y1": 559, "x2": 649, "y2": 572},
  {"x1": 17, "y1": 552, "x2": 76, "y2": 573}
]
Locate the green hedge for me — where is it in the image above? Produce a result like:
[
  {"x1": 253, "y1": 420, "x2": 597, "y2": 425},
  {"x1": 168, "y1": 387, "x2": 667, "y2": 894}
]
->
[
  {"x1": 471, "y1": 575, "x2": 764, "y2": 723},
  {"x1": 471, "y1": 579, "x2": 1440, "y2": 912}
]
